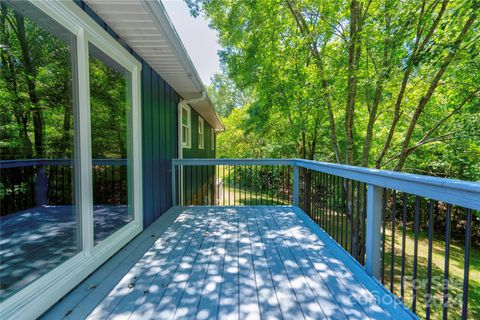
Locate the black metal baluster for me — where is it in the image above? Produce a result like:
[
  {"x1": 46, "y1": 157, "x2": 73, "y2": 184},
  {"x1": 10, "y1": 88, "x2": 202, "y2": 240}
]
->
[
  {"x1": 337, "y1": 176, "x2": 341, "y2": 245},
  {"x1": 276, "y1": 166, "x2": 279, "y2": 205},
  {"x1": 461, "y1": 209, "x2": 472, "y2": 320},
  {"x1": 401, "y1": 193, "x2": 407, "y2": 301},
  {"x1": 201, "y1": 166, "x2": 205, "y2": 205},
  {"x1": 345, "y1": 178, "x2": 349, "y2": 249},
  {"x1": 56, "y1": 165, "x2": 60, "y2": 203},
  {"x1": 190, "y1": 166, "x2": 193, "y2": 205},
  {"x1": 426, "y1": 199, "x2": 434, "y2": 320},
  {"x1": 342, "y1": 177, "x2": 347, "y2": 248},
  {"x1": 442, "y1": 204, "x2": 452, "y2": 320},
  {"x1": 205, "y1": 166, "x2": 208, "y2": 205},
  {"x1": 196, "y1": 166, "x2": 199, "y2": 205},
  {"x1": 323, "y1": 172, "x2": 326, "y2": 226},
  {"x1": 328, "y1": 174, "x2": 333, "y2": 238},
  {"x1": 350, "y1": 179, "x2": 355, "y2": 255},
  {"x1": 249, "y1": 165, "x2": 252, "y2": 205},
  {"x1": 228, "y1": 165, "x2": 231, "y2": 206},
  {"x1": 234, "y1": 165, "x2": 236, "y2": 205},
  {"x1": 260, "y1": 165, "x2": 263, "y2": 205},
  {"x1": 315, "y1": 171, "x2": 319, "y2": 223},
  {"x1": 62, "y1": 166, "x2": 66, "y2": 204},
  {"x1": 362, "y1": 183, "x2": 367, "y2": 265},
  {"x1": 288, "y1": 166, "x2": 291, "y2": 204},
  {"x1": 412, "y1": 196, "x2": 420, "y2": 313},
  {"x1": 381, "y1": 189, "x2": 387, "y2": 285},
  {"x1": 285, "y1": 166, "x2": 288, "y2": 204},
  {"x1": 390, "y1": 191, "x2": 397, "y2": 293},
  {"x1": 255, "y1": 165, "x2": 258, "y2": 205},
  {"x1": 348, "y1": 178, "x2": 352, "y2": 252},
  {"x1": 355, "y1": 180, "x2": 360, "y2": 261},
  {"x1": 243, "y1": 165, "x2": 246, "y2": 205},
  {"x1": 329, "y1": 174, "x2": 333, "y2": 235}
]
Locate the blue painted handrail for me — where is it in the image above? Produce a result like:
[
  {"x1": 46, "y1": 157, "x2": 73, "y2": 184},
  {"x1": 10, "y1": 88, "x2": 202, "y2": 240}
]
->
[
  {"x1": 0, "y1": 158, "x2": 127, "y2": 169},
  {"x1": 172, "y1": 158, "x2": 480, "y2": 211}
]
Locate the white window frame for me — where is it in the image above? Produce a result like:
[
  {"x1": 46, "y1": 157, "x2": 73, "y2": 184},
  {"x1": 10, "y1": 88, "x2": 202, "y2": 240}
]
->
[
  {"x1": 211, "y1": 128, "x2": 215, "y2": 150},
  {"x1": 0, "y1": 2, "x2": 143, "y2": 319},
  {"x1": 198, "y1": 117, "x2": 205, "y2": 149},
  {"x1": 181, "y1": 104, "x2": 191, "y2": 148}
]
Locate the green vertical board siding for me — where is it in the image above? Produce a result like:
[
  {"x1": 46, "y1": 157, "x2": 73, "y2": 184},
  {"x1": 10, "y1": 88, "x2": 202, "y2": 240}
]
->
[{"x1": 142, "y1": 67, "x2": 181, "y2": 227}]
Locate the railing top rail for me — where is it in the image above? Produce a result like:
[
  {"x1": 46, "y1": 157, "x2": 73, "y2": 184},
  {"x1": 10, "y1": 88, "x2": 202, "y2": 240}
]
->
[
  {"x1": 172, "y1": 158, "x2": 480, "y2": 210},
  {"x1": 172, "y1": 158, "x2": 295, "y2": 166},
  {"x1": 0, "y1": 158, "x2": 127, "y2": 169}
]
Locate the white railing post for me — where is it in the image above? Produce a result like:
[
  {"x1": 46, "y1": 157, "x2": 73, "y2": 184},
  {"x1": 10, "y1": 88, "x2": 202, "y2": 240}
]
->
[
  {"x1": 365, "y1": 184, "x2": 384, "y2": 279},
  {"x1": 293, "y1": 164, "x2": 299, "y2": 206},
  {"x1": 171, "y1": 161, "x2": 177, "y2": 206}
]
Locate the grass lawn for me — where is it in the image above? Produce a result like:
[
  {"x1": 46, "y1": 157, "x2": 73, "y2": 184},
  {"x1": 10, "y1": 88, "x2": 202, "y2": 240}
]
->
[{"x1": 312, "y1": 211, "x2": 479, "y2": 320}]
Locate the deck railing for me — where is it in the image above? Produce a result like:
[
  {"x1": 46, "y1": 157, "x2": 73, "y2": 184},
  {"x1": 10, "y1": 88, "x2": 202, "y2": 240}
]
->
[
  {"x1": 0, "y1": 159, "x2": 127, "y2": 215},
  {"x1": 172, "y1": 158, "x2": 480, "y2": 320}
]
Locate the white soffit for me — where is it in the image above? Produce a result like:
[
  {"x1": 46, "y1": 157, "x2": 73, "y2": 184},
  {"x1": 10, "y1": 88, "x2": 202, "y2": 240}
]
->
[{"x1": 84, "y1": 0, "x2": 224, "y2": 130}]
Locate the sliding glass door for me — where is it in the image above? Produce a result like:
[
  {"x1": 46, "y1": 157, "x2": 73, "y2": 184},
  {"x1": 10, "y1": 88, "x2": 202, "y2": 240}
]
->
[
  {"x1": 0, "y1": 1, "x2": 80, "y2": 301},
  {"x1": 0, "y1": 1, "x2": 142, "y2": 317}
]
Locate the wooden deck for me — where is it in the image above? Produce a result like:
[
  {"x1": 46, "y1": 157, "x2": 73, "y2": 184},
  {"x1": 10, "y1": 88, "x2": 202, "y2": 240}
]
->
[
  {"x1": 0, "y1": 205, "x2": 131, "y2": 300},
  {"x1": 43, "y1": 206, "x2": 416, "y2": 320}
]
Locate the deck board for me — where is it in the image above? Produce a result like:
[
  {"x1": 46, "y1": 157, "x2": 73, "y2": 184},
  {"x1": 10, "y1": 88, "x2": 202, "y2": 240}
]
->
[
  {"x1": 274, "y1": 206, "x2": 391, "y2": 319},
  {"x1": 245, "y1": 207, "x2": 282, "y2": 320},
  {"x1": 217, "y1": 208, "x2": 240, "y2": 320},
  {"x1": 0, "y1": 205, "x2": 132, "y2": 300},
  {"x1": 195, "y1": 208, "x2": 231, "y2": 320},
  {"x1": 42, "y1": 206, "x2": 416, "y2": 320}
]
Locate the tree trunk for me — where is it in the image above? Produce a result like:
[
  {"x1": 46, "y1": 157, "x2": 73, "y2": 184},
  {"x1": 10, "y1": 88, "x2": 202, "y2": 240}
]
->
[
  {"x1": 344, "y1": 0, "x2": 363, "y2": 165},
  {"x1": 361, "y1": 7, "x2": 392, "y2": 167},
  {"x1": 285, "y1": 0, "x2": 343, "y2": 163},
  {"x1": 15, "y1": 12, "x2": 44, "y2": 158}
]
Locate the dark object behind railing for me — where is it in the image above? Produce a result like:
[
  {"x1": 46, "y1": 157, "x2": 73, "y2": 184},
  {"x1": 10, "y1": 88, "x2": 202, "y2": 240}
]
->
[
  {"x1": 0, "y1": 159, "x2": 127, "y2": 216},
  {"x1": 173, "y1": 158, "x2": 479, "y2": 320}
]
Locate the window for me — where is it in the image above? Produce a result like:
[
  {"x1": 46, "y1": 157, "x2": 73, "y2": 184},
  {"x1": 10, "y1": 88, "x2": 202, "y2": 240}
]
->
[
  {"x1": 0, "y1": 1, "x2": 79, "y2": 302},
  {"x1": 211, "y1": 128, "x2": 215, "y2": 150},
  {"x1": 181, "y1": 105, "x2": 191, "y2": 148},
  {"x1": 0, "y1": 1, "x2": 143, "y2": 316},
  {"x1": 198, "y1": 117, "x2": 205, "y2": 149},
  {"x1": 89, "y1": 44, "x2": 133, "y2": 244}
]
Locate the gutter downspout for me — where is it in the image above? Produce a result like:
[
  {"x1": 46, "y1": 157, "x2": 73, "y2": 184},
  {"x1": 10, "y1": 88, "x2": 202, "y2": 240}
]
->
[{"x1": 177, "y1": 91, "x2": 207, "y2": 204}]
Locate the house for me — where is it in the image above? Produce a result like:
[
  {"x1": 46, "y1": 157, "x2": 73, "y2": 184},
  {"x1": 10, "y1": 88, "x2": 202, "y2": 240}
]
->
[
  {"x1": 0, "y1": 1, "x2": 478, "y2": 320},
  {"x1": 0, "y1": 0, "x2": 222, "y2": 318}
]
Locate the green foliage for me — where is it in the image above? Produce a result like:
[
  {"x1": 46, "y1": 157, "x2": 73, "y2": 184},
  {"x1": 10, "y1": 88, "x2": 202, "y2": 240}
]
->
[
  {"x1": 190, "y1": 0, "x2": 480, "y2": 181},
  {"x1": 0, "y1": 4, "x2": 128, "y2": 161}
]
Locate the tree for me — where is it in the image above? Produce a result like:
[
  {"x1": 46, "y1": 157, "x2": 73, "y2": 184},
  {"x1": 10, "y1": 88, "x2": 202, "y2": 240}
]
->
[{"x1": 187, "y1": 0, "x2": 479, "y2": 180}]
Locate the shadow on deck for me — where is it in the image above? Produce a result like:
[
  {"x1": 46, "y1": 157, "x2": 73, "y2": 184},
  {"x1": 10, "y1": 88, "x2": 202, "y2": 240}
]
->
[
  {"x1": 0, "y1": 205, "x2": 131, "y2": 299},
  {"x1": 42, "y1": 206, "x2": 416, "y2": 320}
]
